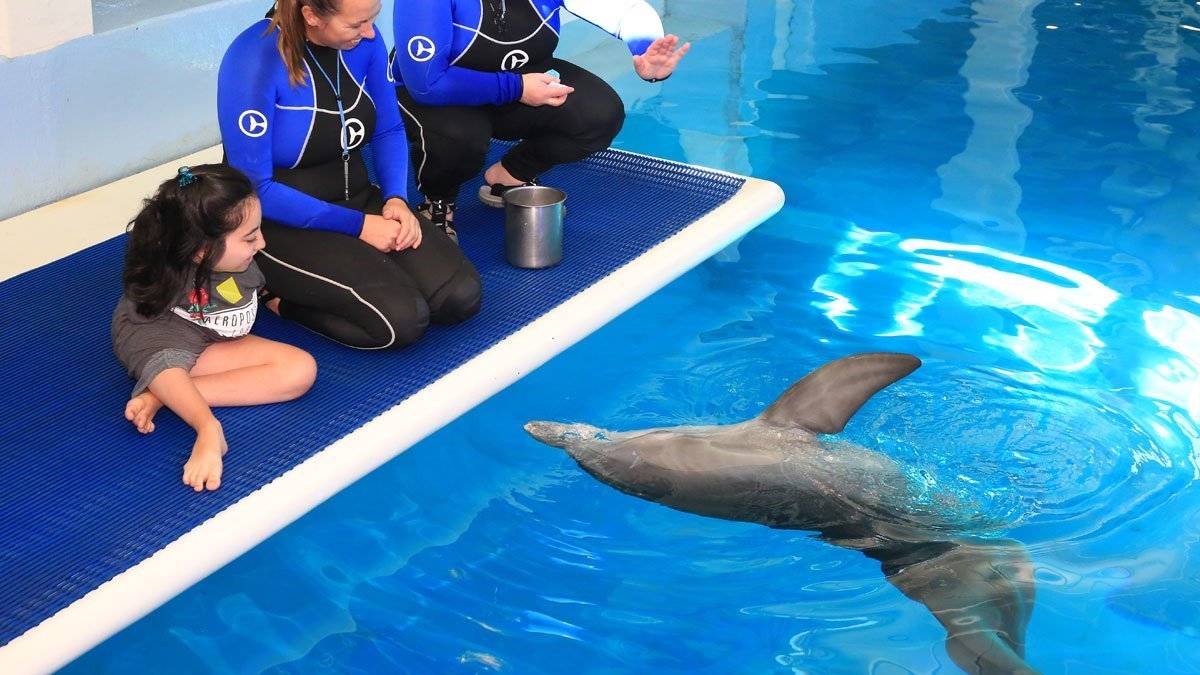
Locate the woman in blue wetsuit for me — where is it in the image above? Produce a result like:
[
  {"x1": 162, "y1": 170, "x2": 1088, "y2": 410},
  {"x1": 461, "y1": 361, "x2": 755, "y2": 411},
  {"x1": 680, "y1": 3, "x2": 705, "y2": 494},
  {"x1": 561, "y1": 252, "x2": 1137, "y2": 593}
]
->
[
  {"x1": 219, "y1": 0, "x2": 481, "y2": 349},
  {"x1": 392, "y1": 0, "x2": 689, "y2": 240}
]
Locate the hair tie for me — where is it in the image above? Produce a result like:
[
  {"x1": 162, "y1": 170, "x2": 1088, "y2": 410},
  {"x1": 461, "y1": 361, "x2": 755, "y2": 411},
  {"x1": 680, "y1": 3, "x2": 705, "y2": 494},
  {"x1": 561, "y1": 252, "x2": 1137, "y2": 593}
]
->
[{"x1": 177, "y1": 166, "x2": 198, "y2": 188}]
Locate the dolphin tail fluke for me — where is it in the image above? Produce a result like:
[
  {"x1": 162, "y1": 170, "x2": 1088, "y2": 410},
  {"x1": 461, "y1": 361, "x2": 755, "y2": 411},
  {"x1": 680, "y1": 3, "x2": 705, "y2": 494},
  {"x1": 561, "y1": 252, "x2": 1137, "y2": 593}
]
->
[
  {"x1": 758, "y1": 353, "x2": 921, "y2": 434},
  {"x1": 880, "y1": 537, "x2": 1039, "y2": 675}
]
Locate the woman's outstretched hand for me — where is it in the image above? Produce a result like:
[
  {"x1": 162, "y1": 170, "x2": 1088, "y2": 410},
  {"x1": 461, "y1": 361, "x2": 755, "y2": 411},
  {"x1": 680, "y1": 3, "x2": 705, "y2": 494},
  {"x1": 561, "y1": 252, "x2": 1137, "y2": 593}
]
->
[{"x1": 633, "y1": 34, "x2": 690, "y2": 82}]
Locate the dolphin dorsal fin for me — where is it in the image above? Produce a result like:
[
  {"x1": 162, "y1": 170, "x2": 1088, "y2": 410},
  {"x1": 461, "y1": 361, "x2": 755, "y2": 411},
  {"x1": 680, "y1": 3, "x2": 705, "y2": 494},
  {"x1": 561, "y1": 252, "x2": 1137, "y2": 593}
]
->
[{"x1": 758, "y1": 353, "x2": 921, "y2": 434}]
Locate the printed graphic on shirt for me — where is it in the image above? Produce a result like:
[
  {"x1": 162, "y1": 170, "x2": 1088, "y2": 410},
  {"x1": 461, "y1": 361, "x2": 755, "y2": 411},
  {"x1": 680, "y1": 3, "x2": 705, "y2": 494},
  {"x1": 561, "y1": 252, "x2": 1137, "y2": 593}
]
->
[
  {"x1": 171, "y1": 266, "x2": 263, "y2": 339},
  {"x1": 216, "y1": 276, "x2": 244, "y2": 304},
  {"x1": 187, "y1": 287, "x2": 217, "y2": 320},
  {"x1": 173, "y1": 300, "x2": 259, "y2": 339}
]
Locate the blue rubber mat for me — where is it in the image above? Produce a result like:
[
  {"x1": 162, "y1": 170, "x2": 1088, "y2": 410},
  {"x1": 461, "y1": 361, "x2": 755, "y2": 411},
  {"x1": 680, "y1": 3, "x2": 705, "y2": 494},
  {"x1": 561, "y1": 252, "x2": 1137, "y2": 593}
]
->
[{"x1": 0, "y1": 145, "x2": 744, "y2": 648}]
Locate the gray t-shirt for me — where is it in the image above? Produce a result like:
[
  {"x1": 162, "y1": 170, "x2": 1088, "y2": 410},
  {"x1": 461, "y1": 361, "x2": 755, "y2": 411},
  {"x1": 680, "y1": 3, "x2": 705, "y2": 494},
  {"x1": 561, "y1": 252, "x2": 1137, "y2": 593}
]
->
[{"x1": 112, "y1": 261, "x2": 265, "y2": 394}]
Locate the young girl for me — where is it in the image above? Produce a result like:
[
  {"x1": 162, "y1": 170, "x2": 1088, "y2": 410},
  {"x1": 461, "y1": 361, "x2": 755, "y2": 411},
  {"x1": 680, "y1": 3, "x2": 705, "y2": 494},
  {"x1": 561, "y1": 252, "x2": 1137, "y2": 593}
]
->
[{"x1": 112, "y1": 164, "x2": 317, "y2": 492}]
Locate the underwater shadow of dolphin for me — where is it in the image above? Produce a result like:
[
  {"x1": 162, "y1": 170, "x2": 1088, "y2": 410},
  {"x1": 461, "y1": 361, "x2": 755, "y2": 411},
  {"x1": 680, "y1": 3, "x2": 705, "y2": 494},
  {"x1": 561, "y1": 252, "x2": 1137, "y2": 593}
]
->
[{"x1": 526, "y1": 353, "x2": 1038, "y2": 675}]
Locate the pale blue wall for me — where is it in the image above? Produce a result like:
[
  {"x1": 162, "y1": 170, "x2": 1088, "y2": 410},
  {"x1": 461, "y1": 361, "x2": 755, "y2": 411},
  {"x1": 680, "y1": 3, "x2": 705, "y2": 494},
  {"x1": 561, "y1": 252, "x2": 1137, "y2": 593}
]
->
[
  {"x1": 0, "y1": 0, "x2": 649, "y2": 221},
  {"x1": 0, "y1": 0, "x2": 401, "y2": 221}
]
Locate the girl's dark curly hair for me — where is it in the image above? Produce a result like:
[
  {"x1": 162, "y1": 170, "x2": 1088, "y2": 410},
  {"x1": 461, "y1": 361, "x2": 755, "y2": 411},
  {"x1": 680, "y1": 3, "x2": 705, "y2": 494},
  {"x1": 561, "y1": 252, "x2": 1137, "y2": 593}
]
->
[{"x1": 123, "y1": 164, "x2": 256, "y2": 317}]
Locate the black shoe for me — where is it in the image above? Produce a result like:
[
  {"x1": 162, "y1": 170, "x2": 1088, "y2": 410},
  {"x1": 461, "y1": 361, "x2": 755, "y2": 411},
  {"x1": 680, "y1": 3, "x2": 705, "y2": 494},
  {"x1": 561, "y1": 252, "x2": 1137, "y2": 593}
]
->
[
  {"x1": 478, "y1": 177, "x2": 538, "y2": 208},
  {"x1": 419, "y1": 198, "x2": 458, "y2": 244}
]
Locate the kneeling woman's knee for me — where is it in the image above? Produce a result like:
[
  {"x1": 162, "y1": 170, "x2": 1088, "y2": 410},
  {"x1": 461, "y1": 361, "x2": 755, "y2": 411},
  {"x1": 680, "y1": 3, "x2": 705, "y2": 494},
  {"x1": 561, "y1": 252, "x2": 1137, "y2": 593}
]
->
[
  {"x1": 429, "y1": 267, "x2": 482, "y2": 325},
  {"x1": 390, "y1": 300, "x2": 432, "y2": 349},
  {"x1": 602, "y1": 97, "x2": 626, "y2": 139},
  {"x1": 579, "y1": 89, "x2": 625, "y2": 145},
  {"x1": 371, "y1": 287, "x2": 431, "y2": 349}
]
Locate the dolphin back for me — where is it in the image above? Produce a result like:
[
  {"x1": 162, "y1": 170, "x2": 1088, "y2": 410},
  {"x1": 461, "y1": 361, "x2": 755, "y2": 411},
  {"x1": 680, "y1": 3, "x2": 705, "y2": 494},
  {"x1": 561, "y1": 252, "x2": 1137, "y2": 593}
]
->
[{"x1": 758, "y1": 353, "x2": 921, "y2": 434}]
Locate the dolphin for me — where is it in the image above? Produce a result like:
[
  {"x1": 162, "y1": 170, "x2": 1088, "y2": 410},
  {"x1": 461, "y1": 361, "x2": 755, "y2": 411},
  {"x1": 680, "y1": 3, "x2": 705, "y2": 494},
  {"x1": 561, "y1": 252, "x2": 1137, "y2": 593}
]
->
[{"x1": 526, "y1": 353, "x2": 1038, "y2": 675}]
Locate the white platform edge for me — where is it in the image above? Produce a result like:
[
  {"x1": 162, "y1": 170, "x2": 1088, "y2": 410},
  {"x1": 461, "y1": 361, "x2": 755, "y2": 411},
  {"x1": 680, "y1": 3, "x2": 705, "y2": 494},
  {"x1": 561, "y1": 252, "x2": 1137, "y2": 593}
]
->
[{"x1": 0, "y1": 165, "x2": 783, "y2": 675}]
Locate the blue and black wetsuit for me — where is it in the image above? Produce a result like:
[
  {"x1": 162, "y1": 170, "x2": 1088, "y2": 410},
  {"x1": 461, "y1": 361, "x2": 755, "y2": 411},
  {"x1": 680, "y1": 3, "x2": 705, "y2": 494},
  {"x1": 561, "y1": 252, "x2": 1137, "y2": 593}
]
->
[
  {"x1": 219, "y1": 18, "x2": 481, "y2": 349},
  {"x1": 391, "y1": 0, "x2": 665, "y2": 204}
]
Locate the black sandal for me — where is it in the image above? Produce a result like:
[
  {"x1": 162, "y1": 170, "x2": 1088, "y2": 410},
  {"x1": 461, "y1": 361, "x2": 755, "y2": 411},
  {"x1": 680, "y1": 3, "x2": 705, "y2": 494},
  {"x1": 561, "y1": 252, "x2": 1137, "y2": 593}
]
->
[{"x1": 418, "y1": 199, "x2": 459, "y2": 244}]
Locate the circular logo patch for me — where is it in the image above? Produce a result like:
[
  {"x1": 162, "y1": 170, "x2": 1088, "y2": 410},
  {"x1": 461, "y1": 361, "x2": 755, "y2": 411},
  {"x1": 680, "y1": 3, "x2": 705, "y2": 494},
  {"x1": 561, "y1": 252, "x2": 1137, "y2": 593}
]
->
[
  {"x1": 501, "y1": 49, "x2": 529, "y2": 71},
  {"x1": 238, "y1": 110, "x2": 268, "y2": 138},
  {"x1": 408, "y1": 36, "x2": 436, "y2": 62},
  {"x1": 342, "y1": 118, "x2": 367, "y2": 150}
]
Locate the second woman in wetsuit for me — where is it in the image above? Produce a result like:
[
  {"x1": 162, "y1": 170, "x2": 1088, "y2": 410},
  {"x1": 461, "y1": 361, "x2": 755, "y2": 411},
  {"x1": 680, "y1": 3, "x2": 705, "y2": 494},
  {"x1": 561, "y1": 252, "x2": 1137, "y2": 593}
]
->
[{"x1": 392, "y1": 0, "x2": 689, "y2": 241}]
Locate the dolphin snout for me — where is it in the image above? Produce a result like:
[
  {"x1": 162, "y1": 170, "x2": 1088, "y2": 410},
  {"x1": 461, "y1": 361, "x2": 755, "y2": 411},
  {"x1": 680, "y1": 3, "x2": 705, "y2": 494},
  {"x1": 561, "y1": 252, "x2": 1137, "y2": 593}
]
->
[
  {"x1": 524, "y1": 421, "x2": 569, "y2": 448},
  {"x1": 524, "y1": 421, "x2": 608, "y2": 451}
]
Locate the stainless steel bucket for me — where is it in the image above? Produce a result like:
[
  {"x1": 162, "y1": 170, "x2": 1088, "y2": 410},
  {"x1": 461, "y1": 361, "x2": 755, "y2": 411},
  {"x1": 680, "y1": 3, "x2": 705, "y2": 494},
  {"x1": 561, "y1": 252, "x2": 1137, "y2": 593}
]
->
[{"x1": 503, "y1": 186, "x2": 566, "y2": 269}]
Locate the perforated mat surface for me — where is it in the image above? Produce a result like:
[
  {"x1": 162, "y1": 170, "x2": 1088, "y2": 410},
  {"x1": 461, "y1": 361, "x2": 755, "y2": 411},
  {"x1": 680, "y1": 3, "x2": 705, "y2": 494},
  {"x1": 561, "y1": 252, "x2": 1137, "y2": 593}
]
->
[{"x1": 0, "y1": 146, "x2": 745, "y2": 648}]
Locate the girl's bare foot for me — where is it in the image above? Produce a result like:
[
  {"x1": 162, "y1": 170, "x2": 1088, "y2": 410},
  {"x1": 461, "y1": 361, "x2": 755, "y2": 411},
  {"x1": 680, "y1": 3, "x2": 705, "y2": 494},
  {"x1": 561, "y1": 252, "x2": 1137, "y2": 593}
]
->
[
  {"x1": 124, "y1": 390, "x2": 164, "y2": 434},
  {"x1": 183, "y1": 421, "x2": 228, "y2": 492},
  {"x1": 260, "y1": 289, "x2": 282, "y2": 316}
]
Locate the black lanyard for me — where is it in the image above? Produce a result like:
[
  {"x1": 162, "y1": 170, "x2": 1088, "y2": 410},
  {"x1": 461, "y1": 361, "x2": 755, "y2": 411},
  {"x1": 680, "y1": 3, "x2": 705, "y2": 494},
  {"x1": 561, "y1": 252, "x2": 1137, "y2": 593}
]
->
[{"x1": 488, "y1": 0, "x2": 507, "y2": 33}]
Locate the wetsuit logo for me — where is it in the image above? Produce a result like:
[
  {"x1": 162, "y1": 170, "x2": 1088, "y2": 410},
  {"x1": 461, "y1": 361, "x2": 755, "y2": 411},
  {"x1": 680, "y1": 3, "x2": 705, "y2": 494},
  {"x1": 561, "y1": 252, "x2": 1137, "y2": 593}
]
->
[
  {"x1": 408, "y1": 36, "x2": 435, "y2": 62},
  {"x1": 501, "y1": 49, "x2": 530, "y2": 71},
  {"x1": 238, "y1": 110, "x2": 268, "y2": 138},
  {"x1": 342, "y1": 118, "x2": 366, "y2": 150}
]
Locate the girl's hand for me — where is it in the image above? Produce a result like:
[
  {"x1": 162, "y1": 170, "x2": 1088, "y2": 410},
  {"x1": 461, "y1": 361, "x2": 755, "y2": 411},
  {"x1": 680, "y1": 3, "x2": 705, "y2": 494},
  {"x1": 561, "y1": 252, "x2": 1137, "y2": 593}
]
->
[
  {"x1": 383, "y1": 198, "x2": 423, "y2": 251},
  {"x1": 633, "y1": 35, "x2": 690, "y2": 82},
  {"x1": 520, "y1": 73, "x2": 574, "y2": 107},
  {"x1": 360, "y1": 214, "x2": 405, "y2": 252}
]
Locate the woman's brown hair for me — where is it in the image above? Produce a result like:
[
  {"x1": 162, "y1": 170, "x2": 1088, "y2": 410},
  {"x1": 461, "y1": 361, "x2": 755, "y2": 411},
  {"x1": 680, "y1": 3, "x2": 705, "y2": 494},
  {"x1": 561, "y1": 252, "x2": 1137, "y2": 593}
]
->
[{"x1": 270, "y1": 0, "x2": 341, "y2": 87}]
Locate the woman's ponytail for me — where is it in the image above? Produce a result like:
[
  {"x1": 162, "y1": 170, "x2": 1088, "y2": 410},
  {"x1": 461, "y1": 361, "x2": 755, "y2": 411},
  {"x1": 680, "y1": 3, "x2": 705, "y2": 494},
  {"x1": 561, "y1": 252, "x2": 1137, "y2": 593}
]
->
[{"x1": 270, "y1": 0, "x2": 341, "y2": 88}]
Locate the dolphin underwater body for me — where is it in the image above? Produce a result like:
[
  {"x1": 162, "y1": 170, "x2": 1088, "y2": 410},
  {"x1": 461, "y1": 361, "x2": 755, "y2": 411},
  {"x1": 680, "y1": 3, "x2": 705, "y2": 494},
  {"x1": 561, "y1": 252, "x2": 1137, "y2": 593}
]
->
[{"x1": 526, "y1": 353, "x2": 1038, "y2": 675}]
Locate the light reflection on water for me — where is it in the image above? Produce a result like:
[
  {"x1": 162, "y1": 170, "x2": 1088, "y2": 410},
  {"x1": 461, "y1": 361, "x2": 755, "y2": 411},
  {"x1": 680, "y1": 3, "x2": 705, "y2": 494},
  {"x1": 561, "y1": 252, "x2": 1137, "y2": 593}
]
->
[{"x1": 814, "y1": 225, "x2": 1121, "y2": 373}]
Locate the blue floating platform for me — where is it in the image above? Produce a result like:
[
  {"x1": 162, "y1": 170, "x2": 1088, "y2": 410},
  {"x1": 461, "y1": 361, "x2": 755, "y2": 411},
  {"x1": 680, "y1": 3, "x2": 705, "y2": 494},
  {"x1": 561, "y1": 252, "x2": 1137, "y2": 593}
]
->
[{"x1": 0, "y1": 144, "x2": 782, "y2": 673}]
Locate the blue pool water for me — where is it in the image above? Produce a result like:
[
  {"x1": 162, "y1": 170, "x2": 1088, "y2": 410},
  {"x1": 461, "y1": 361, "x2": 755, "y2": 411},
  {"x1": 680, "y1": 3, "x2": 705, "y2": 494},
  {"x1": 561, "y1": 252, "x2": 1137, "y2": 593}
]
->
[{"x1": 69, "y1": 0, "x2": 1200, "y2": 672}]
